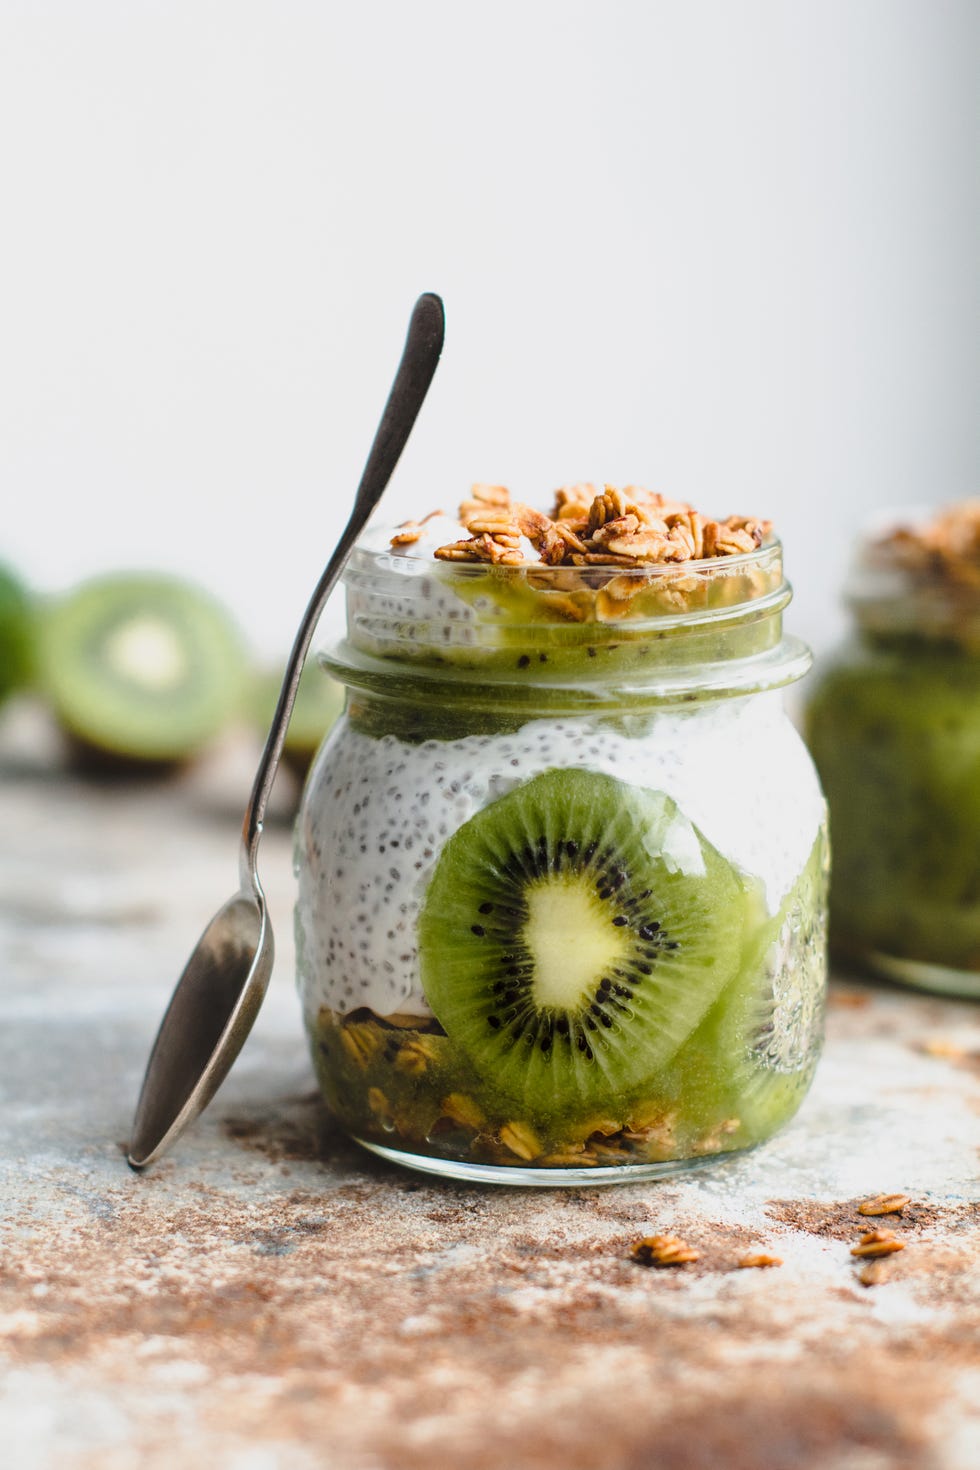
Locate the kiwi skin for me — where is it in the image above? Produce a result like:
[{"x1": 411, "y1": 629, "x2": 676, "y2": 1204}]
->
[
  {"x1": 57, "y1": 732, "x2": 189, "y2": 781},
  {"x1": 251, "y1": 661, "x2": 346, "y2": 785},
  {"x1": 0, "y1": 562, "x2": 36, "y2": 706}
]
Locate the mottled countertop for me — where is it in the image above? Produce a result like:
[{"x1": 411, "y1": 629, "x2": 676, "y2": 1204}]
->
[{"x1": 1, "y1": 706, "x2": 977, "y2": 1470}]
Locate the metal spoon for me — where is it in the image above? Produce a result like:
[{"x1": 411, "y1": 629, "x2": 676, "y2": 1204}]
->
[{"x1": 128, "y1": 292, "x2": 445, "y2": 1169}]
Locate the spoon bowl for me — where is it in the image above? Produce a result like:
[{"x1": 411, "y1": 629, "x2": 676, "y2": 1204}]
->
[
  {"x1": 129, "y1": 890, "x2": 270, "y2": 1166},
  {"x1": 128, "y1": 293, "x2": 445, "y2": 1168}
]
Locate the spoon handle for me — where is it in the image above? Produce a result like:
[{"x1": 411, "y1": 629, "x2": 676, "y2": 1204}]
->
[{"x1": 240, "y1": 293, "x2": 445, "y2": 881}]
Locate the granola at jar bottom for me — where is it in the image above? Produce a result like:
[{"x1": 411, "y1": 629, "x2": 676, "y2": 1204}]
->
[
  {"x1": 295, "y1": 482, "x2": 828, "y2": 1183},
  {"x1": 806, "y1": 501, "x2": 980, "y2": 997}
]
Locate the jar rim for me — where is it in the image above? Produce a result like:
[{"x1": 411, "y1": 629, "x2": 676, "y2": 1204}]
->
[{"x1": 328, "y1": 534, "x2": 810, "y2": 703}]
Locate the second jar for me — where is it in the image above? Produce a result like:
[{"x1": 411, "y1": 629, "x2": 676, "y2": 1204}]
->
[
  {"x1": 295, "y1": 500, "x2": 828, "y2": 1184},
  {"x1": 806, "y1": 502, "x2": 980, "y2": 998}
]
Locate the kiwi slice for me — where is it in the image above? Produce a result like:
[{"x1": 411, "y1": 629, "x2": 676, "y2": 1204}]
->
[
  {"x1": 418, "y1": 767, "x2": 748, "y2": 1119},
  {"x1": 38, "y1": 572, "x2": 249, "y2": 765},
  {"x1": 0, "y1": 562, "x2": 35, "y2": 705},
  {"x1": 672, "y1": 829, "x2": 828, "y2": 1140}
]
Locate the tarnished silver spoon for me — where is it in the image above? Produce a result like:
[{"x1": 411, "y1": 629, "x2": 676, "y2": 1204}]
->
[{"x1": 128, "y1": 292, "x2": 445, "y2": 1169}]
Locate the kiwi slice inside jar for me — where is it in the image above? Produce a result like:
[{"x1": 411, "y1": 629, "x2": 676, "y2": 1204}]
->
[
  {"x1": 38, "y1": 572, "x2": 249, "y2": 767},
  {"x1": 418, "y1": 767, "x2": 749, "y2": 1120},
  {"x1": 670, "y1": 830, "x2": 828, "y2": 1143}
]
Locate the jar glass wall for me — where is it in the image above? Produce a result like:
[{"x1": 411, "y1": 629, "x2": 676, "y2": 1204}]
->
[
  {"x1": 805, "y1": 504, "x2": 980, "y2": 998},
  {"x1": 295, "y1": 537, "x2": 828, "y2": 1183}
]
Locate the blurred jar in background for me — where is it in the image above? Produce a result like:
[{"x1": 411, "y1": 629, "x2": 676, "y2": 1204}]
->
[{"x1": 806, "y1": 502, "x2": 980, "y2": 998}]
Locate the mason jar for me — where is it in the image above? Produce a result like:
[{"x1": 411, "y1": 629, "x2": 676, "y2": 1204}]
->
[
  {"x1": 294, "y1": 534, "x2": 828, "y2": 1184},
  {"x1": 806, "y1": 504, "x2": 980, "y2": 998}
]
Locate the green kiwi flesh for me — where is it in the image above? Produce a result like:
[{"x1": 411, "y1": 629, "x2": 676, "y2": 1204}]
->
[
  {"x1": 418, "y1": 767, "x2": 748, "y2": 1120},
  {"x1": 669, "y1": 828, "x2": 828, "y2": 1140},
  {"x1": 39, "y1": 572, "x2": 249, "y2": 763}
]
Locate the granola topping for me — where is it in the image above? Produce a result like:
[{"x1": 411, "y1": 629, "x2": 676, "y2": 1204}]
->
[
  {"x1": 389, "y1": 508, "x2": 446, "y2": 546},
  {"x1": 872, "y1": 501, "x2": 980, "y2": 592},
  {"x1": 392, "y1": 482, "x2": 772, "y2": 570}
]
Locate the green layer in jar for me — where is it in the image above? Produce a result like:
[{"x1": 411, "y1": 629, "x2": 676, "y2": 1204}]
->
[{"x1": 806, "y1": 644, "x2": 980, "y2": 978}]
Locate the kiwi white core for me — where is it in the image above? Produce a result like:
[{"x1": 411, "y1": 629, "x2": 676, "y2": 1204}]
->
[
  {"x1": 104, "y1": 617, "x2": 187, "y2": 691},
  {"x1": 522, "y1": 877, "x2": 629, "y2": 1010}
]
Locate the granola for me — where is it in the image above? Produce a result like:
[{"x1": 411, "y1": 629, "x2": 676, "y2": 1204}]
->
[
  {"x1": 631, "y1": 1235, "x2": 700, "y2": 1267},
  {"x1": 850, "y1": 1229, "x2": 906, "y2": 1259},
  {"x1": 400, "y1": 482, "x2": 772, "y2": 572},
  {"x1": 857, "y1": 1193, "x2": 911, "y2": 1217},
  {"x1": 311, "y1": 1008, "x2": 765, "y2": 1172},
  {"x1": 389, "y1": 508, "x2": 445, "y2": 546},
  {"x1": 873, "y1": 500, "x2": 980, "y2": 591},
  {"x1": 498, "y1": 1121, "x2": 544, "y2": 1161},
  {"x1": 857, "y1": 1260, "x2": 890, "y2": 1287}
]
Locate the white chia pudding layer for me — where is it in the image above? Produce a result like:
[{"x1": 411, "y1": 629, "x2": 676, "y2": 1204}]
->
[
  {"x1": 346, "y1": 525, "x2": 515, "y2": 656},
  {"x1": 294, "y1": 692, "x2": 826, "y2": 1023}
]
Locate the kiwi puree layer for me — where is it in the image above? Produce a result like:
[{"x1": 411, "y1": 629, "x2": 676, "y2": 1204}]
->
[
  {"x1": 338, "y1": 542, "x2": 802, "y2": 698},
  {"x1": 307, "y1": 829, "x2": 827, "y2": 1170},
  {"x1": 806, "y1": 639, "x2": 980, "y2": 985}
]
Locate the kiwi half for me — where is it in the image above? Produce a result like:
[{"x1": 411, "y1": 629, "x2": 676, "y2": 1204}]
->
[
  {"x1": 39, "y1": 572, "x2": 248, "y2": 765},
  {"x1": 418, "y1": 767, "x2": 748, "y2": 1120},
  {"x1": 251, "y1": 659, "x2": 345, "y2": 782}
]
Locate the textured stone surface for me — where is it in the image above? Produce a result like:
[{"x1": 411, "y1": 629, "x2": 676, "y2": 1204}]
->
[{"x1": 0, "y1": 704, "x2": 978, "y2": 1470}]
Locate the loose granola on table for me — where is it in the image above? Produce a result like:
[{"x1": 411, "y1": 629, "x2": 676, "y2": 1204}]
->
[
  {"x1": 850, "y1": 1229, "x2": 906, "y2": 1259},
  {"x1": 631, "y1": 1235, "x2": 701, "y2": 1268},
  {"x1": 857, "y1": 1194, "x2": 911, "y2": 1218}
]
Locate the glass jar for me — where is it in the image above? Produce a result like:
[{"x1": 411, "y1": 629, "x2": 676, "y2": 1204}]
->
[
  {"x1": 805, "y1": 505, "x2": 980, "y2": 998},
  {"x1": 294, "y1": 536, "x2": 828, "y2": 1184}
]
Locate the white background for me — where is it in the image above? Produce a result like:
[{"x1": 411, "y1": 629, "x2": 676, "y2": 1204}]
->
[{"x1": 1, "y1": 0, "x2": 976, "y2": 662}]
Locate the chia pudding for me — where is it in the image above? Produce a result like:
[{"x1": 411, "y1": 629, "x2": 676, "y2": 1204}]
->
[{"x1": 295, "y1": 484, "x2": 829, "y2": 1182}]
